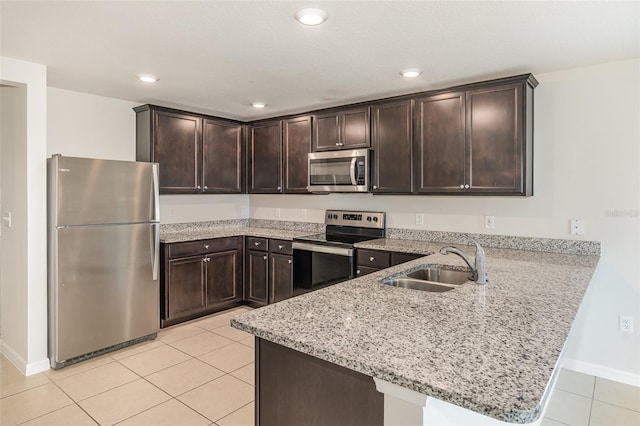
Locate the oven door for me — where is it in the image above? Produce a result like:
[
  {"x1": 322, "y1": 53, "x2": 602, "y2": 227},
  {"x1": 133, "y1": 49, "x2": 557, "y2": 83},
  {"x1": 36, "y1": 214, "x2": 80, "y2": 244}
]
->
[{"x1": 292, "y1": 242, "x2": 354, "y2": 290}]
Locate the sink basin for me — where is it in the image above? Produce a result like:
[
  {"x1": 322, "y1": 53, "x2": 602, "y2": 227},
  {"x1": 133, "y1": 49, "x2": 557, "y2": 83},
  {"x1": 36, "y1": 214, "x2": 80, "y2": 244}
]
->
[
  {"x1": 385, "y1": 278, "x2": 456, "y2": 292},
  {"x1": 382, "y1": 266, "x2": 471, "y2": 293},
  {"x1": 406, "y1": 267, "x2": 471, "y2": 285}
]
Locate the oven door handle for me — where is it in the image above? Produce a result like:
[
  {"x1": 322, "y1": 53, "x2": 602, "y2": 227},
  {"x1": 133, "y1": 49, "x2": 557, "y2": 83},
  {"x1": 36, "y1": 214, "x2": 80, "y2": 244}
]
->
[{"x1": 293, "y1": 242, "x2": 354, "y2": 257}]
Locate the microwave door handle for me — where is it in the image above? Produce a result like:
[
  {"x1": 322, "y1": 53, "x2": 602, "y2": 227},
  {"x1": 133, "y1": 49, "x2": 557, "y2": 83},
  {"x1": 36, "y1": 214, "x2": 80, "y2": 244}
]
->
[{"x1": 350, "y1": 157, "x2": 357, "y2": 185}]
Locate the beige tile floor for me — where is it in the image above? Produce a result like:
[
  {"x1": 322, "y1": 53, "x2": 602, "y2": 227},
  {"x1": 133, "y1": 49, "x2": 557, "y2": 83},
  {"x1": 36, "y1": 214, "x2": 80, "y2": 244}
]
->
[{"x1": 1, "y1": 305, "x2": 639, "y2": 425}]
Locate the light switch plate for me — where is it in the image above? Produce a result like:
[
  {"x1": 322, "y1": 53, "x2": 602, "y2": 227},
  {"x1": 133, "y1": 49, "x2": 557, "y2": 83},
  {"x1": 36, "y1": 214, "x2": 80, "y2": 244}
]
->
[{"x1": 1, "y1": 212, "x2": 11, "y2": 228}]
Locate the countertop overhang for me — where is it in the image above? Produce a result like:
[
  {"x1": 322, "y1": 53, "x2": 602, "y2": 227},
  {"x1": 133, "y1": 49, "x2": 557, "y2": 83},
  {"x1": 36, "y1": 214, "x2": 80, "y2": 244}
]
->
[{"x1": 231, "y1": 239, "x2": 599, "y2": 424}]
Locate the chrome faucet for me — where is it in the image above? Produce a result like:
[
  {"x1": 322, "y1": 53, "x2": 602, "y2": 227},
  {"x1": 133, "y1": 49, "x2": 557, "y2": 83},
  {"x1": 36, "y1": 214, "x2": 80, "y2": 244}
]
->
[{"x1": 439, "y1": 239, "x2": 488, "y2": 284}]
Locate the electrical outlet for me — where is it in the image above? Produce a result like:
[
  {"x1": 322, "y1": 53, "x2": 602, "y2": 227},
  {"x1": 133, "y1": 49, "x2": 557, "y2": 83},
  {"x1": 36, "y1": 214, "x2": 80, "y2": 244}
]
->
[
  {"x1": 415, "y1": 213, "x2": 424, "y2": 226},
  {"x1": 570, "y1": 219, "x2": 585, "y2": 236},
  {"x1": 619, "y1": 315, "x2": 634, "y2": 332},
  {"x1": 485, "y1": 216, "x2": 495, "y2": 229}
]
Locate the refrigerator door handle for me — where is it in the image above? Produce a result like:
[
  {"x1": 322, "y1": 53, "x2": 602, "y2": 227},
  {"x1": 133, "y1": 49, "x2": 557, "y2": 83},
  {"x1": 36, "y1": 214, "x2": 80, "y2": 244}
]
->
[
  {"x1": 151, "y1": 223, "x2": 160, "y2": 281},
  {"x1": 151, "y1": 163, "x2": 160, "y2": 222}
]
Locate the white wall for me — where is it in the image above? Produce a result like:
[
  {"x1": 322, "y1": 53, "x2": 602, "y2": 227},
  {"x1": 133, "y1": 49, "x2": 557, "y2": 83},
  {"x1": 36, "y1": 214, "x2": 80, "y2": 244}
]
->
[
  {"x1": 0, "y1": 57, "x2": 49, "y2": 375},
  {"x1": 251, "y1": 59, "x2": 640, "y2": 383},
  {"x1": 47, "y1": 88, "x2": 249, "y2": 224}
]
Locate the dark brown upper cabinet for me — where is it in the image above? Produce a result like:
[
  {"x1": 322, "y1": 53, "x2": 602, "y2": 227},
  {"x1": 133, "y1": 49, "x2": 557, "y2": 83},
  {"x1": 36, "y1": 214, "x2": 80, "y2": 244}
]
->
[
  {"x1": 283, "y1": 116, "x2": 312, "y2": 193},
  {"x1": 249, "y1": 121, "x2": 283, "y2": 193},
  {"x1": 371, "y1": 99, "x2": 413, "y2": 194},
  {"x1": 312, "y1": 106, "x2": 370, "y2": 151},
  {"x1": 135, "y1": 105, "x2": 244, "y2": 194},
  {"x1": 202, "y1": 118, "x2": 244, "y2": 194},
  {"x1": 413, "y1": 75, "x2": 536, "y2": 196}
]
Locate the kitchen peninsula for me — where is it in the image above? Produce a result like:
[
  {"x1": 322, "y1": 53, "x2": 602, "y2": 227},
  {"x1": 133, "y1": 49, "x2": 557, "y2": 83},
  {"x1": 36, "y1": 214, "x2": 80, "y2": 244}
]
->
[{"x1": 231, "y1": 237, "x2": 600, "y2": 425}]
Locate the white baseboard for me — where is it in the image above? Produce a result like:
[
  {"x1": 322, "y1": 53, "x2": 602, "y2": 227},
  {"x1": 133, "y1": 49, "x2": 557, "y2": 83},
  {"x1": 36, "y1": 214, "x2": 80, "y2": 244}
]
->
[
  {"x1": 0, "y1": 339, "x2": 50, "y2": 376},
  {"x1": 563, "y1": 358, "x2": 640, "y2": 388}
]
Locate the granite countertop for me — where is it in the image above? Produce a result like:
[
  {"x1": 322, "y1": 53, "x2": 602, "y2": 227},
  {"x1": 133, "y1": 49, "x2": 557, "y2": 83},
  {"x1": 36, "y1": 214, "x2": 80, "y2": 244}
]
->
[
  {"x1": 161, "y1": 226, "x2": 314, "y2": 243},
  {"x1": 231, "y1": 243, "x2": 600, "y2": 423}
]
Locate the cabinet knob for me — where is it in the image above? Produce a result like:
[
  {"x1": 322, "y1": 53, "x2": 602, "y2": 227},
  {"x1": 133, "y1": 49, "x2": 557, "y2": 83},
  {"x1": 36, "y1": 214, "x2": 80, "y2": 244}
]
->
[
  {"x1": 203, "y1": 257, "x2": 209, "y2": 263},
  {"x1": 335, "y1": 142, "x2": 340, "y2": 146},
  {"x1": 204, "y1": 186, "x2": 208, "y2": 190},
  {"x1": 373, "y1": 185, "x2": 377, "y2": 190},
  {"x1": 369, "y1": 256, "x2": 375, "y2": 262},
  {"x1": 204, "y1": 244, "x2": 209, "y2": 249},
  {"x1": 277, "y1": 186, "x2": 282, "y2": 190},
  {"x1": 464, "y1": 184, "x2": 470, "y2": 189},
  {"x1": 263, "y1": 255, "x2": 267, "y2": 260},
  {"x1": 459, "y1": 184, "x2": 464, "y2": 189},
  {"x1": 197, "y1": 185, "x2": 201, "y2": 190},
  {"x1": 288, "y1": 259, "x2": 292, "y2": 264},
  {"x1": 356, "y1": 269, "x2": 361, "y2": 275},
  {"x1": 254, "y1": 241, "x2": 261, "y2": 246},
  {"x1": 278, "y1": 244, "x2": 284, "y2": 249}
]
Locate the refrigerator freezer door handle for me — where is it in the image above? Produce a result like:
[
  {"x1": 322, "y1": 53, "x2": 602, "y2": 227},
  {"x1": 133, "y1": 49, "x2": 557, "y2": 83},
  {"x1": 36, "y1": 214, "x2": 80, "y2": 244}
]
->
[
  {"x1": 151, "y1": 164, "x2": 160, "y2": 222},
  {"x1": 151, "y1": 223, "x2": 160, "y2": 281}
]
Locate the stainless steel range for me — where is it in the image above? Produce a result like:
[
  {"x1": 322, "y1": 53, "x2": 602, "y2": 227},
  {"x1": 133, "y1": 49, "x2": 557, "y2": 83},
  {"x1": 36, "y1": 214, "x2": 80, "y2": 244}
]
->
[{"x1": 292, "y1": 210, "x2": 385, "y2": 292}]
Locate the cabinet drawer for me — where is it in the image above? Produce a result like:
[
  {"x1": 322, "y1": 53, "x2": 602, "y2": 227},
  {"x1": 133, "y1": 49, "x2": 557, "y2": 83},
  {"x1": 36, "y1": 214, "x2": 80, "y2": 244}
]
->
[
  {"x1": 357, "y1": 250, "x2": 390, "y2": 269},
  {"x1": 391, "y1": 252, "x2": 423, "y2": 266},
  {"x1": 356, "y1": 266, "x2": 380, "y2": 277},
  {"x1": 269, "y1": 239, "x2": 292, "y2": 255},
  {"x1": 168, "y1": 237, "x2": 240, "y2": 258},
  {"x1": 247, "y1": 237, "x2": 269, "y2": 251}
]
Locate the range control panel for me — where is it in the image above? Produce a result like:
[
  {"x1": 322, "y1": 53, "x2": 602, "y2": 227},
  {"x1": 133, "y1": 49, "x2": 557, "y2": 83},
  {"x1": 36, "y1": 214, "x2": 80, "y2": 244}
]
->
[{"x1": 325, "y1": 210, "x2": 385, "y2": 229}]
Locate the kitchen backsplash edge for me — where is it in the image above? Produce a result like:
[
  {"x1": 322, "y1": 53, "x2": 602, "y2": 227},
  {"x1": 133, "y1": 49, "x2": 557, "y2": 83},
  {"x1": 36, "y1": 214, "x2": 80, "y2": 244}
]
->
[{"x1": 161, "y1": 220, "x2": 600, "y2": 256}]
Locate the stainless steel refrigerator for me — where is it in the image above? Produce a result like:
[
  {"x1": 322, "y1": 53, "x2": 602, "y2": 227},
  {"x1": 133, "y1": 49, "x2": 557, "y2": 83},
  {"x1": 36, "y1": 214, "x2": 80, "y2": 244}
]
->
[{"x1": 48, "y1": 155, "x2": 160, "y2": 369}]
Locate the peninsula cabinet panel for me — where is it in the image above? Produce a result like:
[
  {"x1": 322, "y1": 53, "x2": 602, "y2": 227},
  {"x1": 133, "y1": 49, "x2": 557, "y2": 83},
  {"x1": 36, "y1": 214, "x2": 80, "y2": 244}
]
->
[
  {"x1": 249, "y1": 122, "x2": 283, "y2": 193},
  {"x1": 466, "y1": 82, "x2": 525, "y2": 194},
  {"x1": 371, "y1": 100, "x2": 413, "y2": 193},
  {"x1": 153, "y1": 110, "x2": 201, "y2": 193},
  {"x1": 312, "y1": 107, "x2": 370, "y2": 151},
  {"x1": 283, "y1": 116, "x2": 312, "y2": 193},
  {"x1": 414, "y1": 92, "x2": 466, "y2": 194},
  {"x1": 202, "y1": 119, "x2": 244, "y2": 193}
]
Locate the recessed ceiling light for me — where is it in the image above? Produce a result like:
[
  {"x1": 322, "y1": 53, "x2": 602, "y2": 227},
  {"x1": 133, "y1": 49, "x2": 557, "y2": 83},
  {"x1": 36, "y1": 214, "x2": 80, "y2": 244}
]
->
[
  {"x1": 138, "y1": 74, "x2": 159, "y2": 83},
  {"x1": 295, "y1": 8, "x2": 328, "y2": 26},
  {"x1": 400, "y1": 69, "x2": 423, "y2": 78},
  {"x1": 251, "y1": 102, "x2": 267, "y2": 109}
]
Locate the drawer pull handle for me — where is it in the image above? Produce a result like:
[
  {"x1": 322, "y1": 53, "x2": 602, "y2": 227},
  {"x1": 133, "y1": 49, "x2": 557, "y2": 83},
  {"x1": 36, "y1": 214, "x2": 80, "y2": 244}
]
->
[
  {"x1": 254, "y1": 242, "x2": 261, "y2": 246},
  {"x1": 356, "y1": 269, "x2": 361, "y2": 275},
  {"x1": 263, "y1": 255, "x2": 267, "y2": 260},
  {"x1": 204, "y1": 245, "x2": 209, "y2": 249},
  {"x1": 288, "y1": 259, "x2": 292, "y2": 264},
  {"x1": 369, "y1": 256, "x2": 375, "y2": 262},
  {"x1": 278, "y1": 244, "x2": 284, "y2": 249}
]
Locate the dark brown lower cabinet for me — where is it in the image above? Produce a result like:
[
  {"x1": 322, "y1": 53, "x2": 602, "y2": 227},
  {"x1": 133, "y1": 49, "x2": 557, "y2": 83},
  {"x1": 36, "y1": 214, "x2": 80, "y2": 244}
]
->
[
  {"x1": 256, "y1": 338, "x2": 383, "y2": 426},
  {"x1": 245, "y1": 249, "x2": 269, "y2": 307},
  {"x1": 244, "y1": 238, "x2": 294, "y2": 307},
  {"x1": 356, "y1": 249, "x2": 423, "y2": 277},
  {"x1": 161, "y1": 237, "x2": 243, "y2": 327}
]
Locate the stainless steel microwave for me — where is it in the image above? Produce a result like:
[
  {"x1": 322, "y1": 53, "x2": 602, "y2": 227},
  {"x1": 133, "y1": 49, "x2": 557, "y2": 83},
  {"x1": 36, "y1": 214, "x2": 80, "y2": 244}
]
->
[{"x1": 307, "y1": 149, "x2": 370, "y2": 193}]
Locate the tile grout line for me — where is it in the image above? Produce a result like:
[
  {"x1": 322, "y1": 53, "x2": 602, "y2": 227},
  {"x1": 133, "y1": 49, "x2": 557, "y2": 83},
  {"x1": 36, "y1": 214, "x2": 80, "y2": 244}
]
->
[{"x1": 213, "y1": 399, "x2": 254, "y2": 425}]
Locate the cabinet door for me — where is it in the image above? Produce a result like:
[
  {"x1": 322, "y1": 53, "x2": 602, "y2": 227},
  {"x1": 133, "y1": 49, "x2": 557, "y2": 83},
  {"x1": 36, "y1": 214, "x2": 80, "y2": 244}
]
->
[
  {"x1": 166, "y1": 255, "x2": 206, "y2": 320},
  {"x1": 466, "y1": 82, "x2": 523, "y2": 194},
  {"x1": 205, "y1": 248, "x2": 242, "y2": 306},
  {"x1": 202, "y1": 119, "x2": 244, "y2": 193},
  {"x1": 371, "y1": 100, "x2": 412, "y2": 193},
  {"x1": 312, "y1": 112, "x2": 340, "y2": 151},
  {"x1": 249, "y1": 122, "x2": 283, "y2": 193},
  {"x1": 341, "y1": 107, "x2": 370, "y2": 149},
  {"x1": 413, "y1": 92, "x2": 466, "y2": 194},
  {"x1": 283, "y1": 116, "x2": 311, "y2": 193},
  {"x1": 245, "y1": 249, "x2": 268, "y2": 306},
  {"x1": 269, "y1": 253, "x2": 293, "y2": 304},
  {"x1": 154, "y1": 110, "x2": 201, "y2": 193}
]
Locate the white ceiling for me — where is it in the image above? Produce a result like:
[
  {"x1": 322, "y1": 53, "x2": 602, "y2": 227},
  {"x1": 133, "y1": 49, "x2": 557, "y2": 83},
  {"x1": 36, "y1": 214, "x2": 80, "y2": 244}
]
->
[{"x1": 1, "y1": 1, "x2": 638, "y2": 121}]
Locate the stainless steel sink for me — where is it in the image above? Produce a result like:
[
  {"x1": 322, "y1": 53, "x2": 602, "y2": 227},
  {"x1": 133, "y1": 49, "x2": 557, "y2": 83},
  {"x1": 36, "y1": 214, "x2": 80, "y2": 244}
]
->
[
  {"x1": 383, "y1": 266, "x2": 471, "y2": 293},
  {"x1": 405, "y1": 267, "x2": 471, "y2": 285},
  {"x1": 386, "y1": 278, "x2": 457, "y2": 292}
]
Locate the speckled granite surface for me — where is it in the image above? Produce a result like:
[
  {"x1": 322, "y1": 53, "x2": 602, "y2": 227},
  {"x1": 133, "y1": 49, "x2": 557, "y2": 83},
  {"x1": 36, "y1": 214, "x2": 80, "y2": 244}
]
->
[
  {"x1": 231, "y1": 248, "x2": 599, "y2": 424},
  {"x1": 386, "y1": 228, "x2": 600, "y2": 256},
  {"x1": 160, "y1": 219, "x2": 323, "y2": 243}
]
